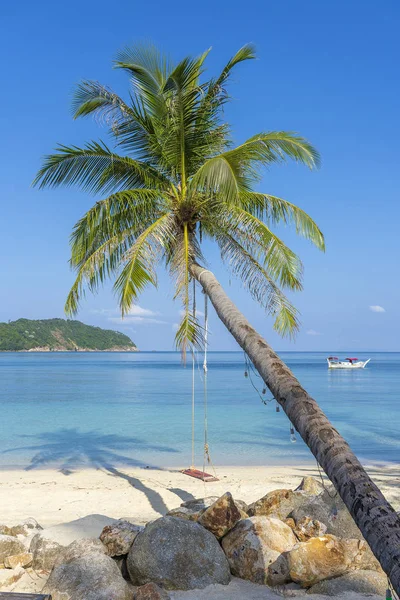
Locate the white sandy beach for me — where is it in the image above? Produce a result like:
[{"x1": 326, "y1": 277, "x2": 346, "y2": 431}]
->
[{"x1": 1, "y1": 463, "x2": 399, "y2": 527}]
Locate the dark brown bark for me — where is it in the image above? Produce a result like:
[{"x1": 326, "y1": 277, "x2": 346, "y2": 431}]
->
[{"x1": 191, "y1": 263, "x2": 400, "y2": 593}]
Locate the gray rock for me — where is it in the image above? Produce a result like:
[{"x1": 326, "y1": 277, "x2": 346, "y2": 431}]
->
[
  {"x1": 180, "y1": 497, "x2": 219, "y2": 510},
  {"x1": 222, "y1": 516, "x2": 297, "y2": 586},
  {"x1": 56, "y1": 537, "x2": 107, "y2": 566},
  {"x1": 127, "y1": 516, "x2": 231, "y2": 590},
  {"x1": 290, "y1": 488, "x2": 363, "y2": 540},
  {"x1": 43, "y1": 551, "x2": 132, "y2": 600},
  {"x1": 0, "y1": 534, "x2": 26, "y2": 562},
  {"x1": 100, "y1": 520, "x2": 143, "y2": 556},
  {"x1": 30, "y1": 533, "x2": 65, "y2": 571},
  {"x1": 307, "y1": 569, "x2": 387, "y2": 595},
  {"x1": 248, "y1": 489, "x2": 309, "y2": 520}
]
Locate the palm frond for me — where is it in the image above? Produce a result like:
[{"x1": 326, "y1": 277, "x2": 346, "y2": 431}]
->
[
  {"x1": 33, "y1": 141, "x2": 169, "y2": 193},
  {"x1": 239, "y1": 192, "x2": 325, "y2": 250},
  {"x1": 72, "y1": 81, "x2": 134, "y2": 123},
  {"x1": 216, "y1": 207, "x2": 303, "y2": 290},
  {"x1": 215, "y1": 230, "x2": 300, "y2": 336},
  {"x1": 114, "y1": 213, "x2": 175, "y2": 314}
]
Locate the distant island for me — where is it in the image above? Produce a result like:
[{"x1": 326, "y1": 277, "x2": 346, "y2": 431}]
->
[{"x1": 0, "y1": 318, "x2": 137, "y2": 352}]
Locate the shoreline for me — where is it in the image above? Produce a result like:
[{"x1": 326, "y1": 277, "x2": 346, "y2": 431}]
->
[{"x1": 0, "y1": 463, "x2": 398, "y2": 528}]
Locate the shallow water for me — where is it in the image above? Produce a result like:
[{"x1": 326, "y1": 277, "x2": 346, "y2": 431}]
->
[{"x1": 0, "y1": 352, "x2": 399, "y2": 470}]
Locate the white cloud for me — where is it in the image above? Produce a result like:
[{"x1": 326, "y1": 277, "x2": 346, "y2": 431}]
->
[
  {"x1": 306, "y1": 329, "x2": 321, "y2": 336},
  {"x1": 108, "y1": 316, "x2": 167, "y2": 326},
  {"x1": 369, "y1": 305, "x2": 385, "y2": 313},
  {"x1": 126, "y1": 306, "x2": 160, "y2": 317},
  {"x1": 92, "y1": 305, "x2": 160, "y2": 317}
]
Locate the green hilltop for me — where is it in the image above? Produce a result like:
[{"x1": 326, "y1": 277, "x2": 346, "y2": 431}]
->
[{"x1": 0, "y1": 318, "x2": 137, "y2": 352}]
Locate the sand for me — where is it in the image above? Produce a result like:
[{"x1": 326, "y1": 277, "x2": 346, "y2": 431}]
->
[
  {"x1": 0, "y1": 463, "x2": 398, "y2": 598},
  {"x1": 0, "y1": 463, "x2": 399, "y2": 527}
]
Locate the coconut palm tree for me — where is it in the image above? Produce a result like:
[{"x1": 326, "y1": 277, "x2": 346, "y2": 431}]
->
[{"x1": 34, "y1": 44, "x2": 400, "y2": 591}]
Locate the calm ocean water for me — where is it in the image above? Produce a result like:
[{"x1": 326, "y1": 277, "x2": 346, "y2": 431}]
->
[{"x1": 0, "y1": 352, "x2": 399, "y2": 471}]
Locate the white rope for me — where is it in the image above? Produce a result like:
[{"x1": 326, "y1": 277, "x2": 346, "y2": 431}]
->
[
  {"x1": 203, "y1": 291, "x2": 208, "y2": 475},
  {"x1": 191, "y1": 279, "x2": 196, "y2": 469}
]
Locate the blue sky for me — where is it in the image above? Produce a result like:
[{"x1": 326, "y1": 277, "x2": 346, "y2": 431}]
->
[{"x1": 1, "y1": 0, "x2": 399, "y2": 351}]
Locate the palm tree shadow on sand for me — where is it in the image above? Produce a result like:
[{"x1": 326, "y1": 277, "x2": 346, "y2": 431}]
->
[{"x1": 3, "y1": 428, "x2": 181, "y2": 515}]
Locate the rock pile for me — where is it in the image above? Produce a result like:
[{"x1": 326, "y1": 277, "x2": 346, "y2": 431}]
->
[{"x1": 0, "y1": 478, "x2": 390, "y2": 598}]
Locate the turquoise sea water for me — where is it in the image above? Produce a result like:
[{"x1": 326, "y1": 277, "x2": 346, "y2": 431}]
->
[{"x1": 0, "y1": 352, "x2": 399, "y2": 471}]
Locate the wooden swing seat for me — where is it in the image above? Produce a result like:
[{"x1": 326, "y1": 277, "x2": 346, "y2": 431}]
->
[{"x1": 181, "y1": 468, "x2": 219, "y2": 482}]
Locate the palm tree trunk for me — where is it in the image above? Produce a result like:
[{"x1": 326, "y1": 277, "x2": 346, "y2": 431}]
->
[{"x1": 191, "y1": 262, "x2": 400, "y2": 593}]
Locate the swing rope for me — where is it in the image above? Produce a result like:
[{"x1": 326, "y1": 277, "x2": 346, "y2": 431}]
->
[{"x1": 191, "y1": 279, "x2": 196, "y2": 469}]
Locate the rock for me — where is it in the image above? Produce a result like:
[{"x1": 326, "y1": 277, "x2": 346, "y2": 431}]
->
[
  {"x1": 222, "y1": 516, "x2": 297, "y2": 586},
  {"x1": 127, "y1": 516, "x2": 231, "y2": 590},
  {"x1": 293, "y1": 516, "x2": 327, "y2": 542},
  {"x1": 0, "y1": 525, "x2": 14, "y2": 537},
  {"x1": 181, "y1": 497, "x2": 219, "y2": 510},
  {"x1": 114, "y1": 555, "x2": 130, "y2": 580},
  {"x1": 248, "y1": 489, "x2": 308, "y2": 520},
  {"x1": 43, "y1": 551, "x2": 133, "y2": 600},
  {"x1": 287, "y1": 534, "x2": 367, "y2": 587},
  {"x1": 295, "y1": 477, "x2": 324, "y2": 496},
  {"x1": 100, "y1": 520, "x2": 143, "y2": 556},
  {"x1": 166, "y1": 507, "x2": 205, "y2": 522},
  {"x1": 4, "y1": 552, "x2": 33, "y2": 569},
  {"x1": 0, "y1": 535, "x2": 26, "y2": 562},
  {"x1": 198, "y1": 492, "x2": 241, "y2": 539},
  {"x1": 285, "y1": 518, "x2": 296, "y2": 530},
  {"x1": 181, "y1": 496, "x2": 249, "y2": 517},
  {"x1": 57, "y1": 538, "x2": 107, "y2": 566},
  {"x1": 134, "y1": 582, "x2": 170, "y2": 599},
  {"x1": 307, "y1": 569, "x2": 387, "y2": 595},
  {"x1": 0, "y1": 566, "x2": 25, "y2": 587},
  {"x1": 290, "y1": 488, "x2": 363, "y2": 540},
  {"x1": 30, "y1": 533, "x2": 65, "y2": 571},
  {"x1": 0, "y1": 518, "x2": 43, "y2": 539}
]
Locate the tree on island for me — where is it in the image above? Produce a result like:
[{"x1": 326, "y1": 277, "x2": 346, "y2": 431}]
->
[{"x1": 34, "y1": 44, "x2": 400, "y2": 590}]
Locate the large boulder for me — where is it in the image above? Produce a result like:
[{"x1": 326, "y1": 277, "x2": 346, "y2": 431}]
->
[
  {"x1": 100, "y1": 520, "x2": 143, "y2": 557},
  {"x1": 248, "y1": 489, "x2": 308, "y2": 520},
  {"x1": 43, "y1": 551, "x2": 133, "y2": 600},
  {"x1": 307, "y1": 569, "x2": 387, "y2": 595},
  {"x1": 0, "y1": 534, "x2": 26, "y2": 562},
  {"x1": 57, "y1": 538, "x2": 107, "y2": 566},
  {"x1": 127, "y1": 516, "x2": 231, "y2": 590},
  {"x1": 29, "y1": 533, "x2": 65, "y2": 571},
  {"x1": 221, "y1": 516, "x2": 297, "y2": 586},
  {"x1": 287, "y1": 534, "x2": 367, "y2": 587},
  {"x1": 198, "y1": 492, "x2": 241, "y2": 539},
  {"x1": 290, "y1": 488, "x2": 363, "y2": 540}
]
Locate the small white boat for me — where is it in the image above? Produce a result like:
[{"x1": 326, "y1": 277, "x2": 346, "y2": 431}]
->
[{"x1": 327, "y1": 356, "x2": 371, "y2": 369}]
